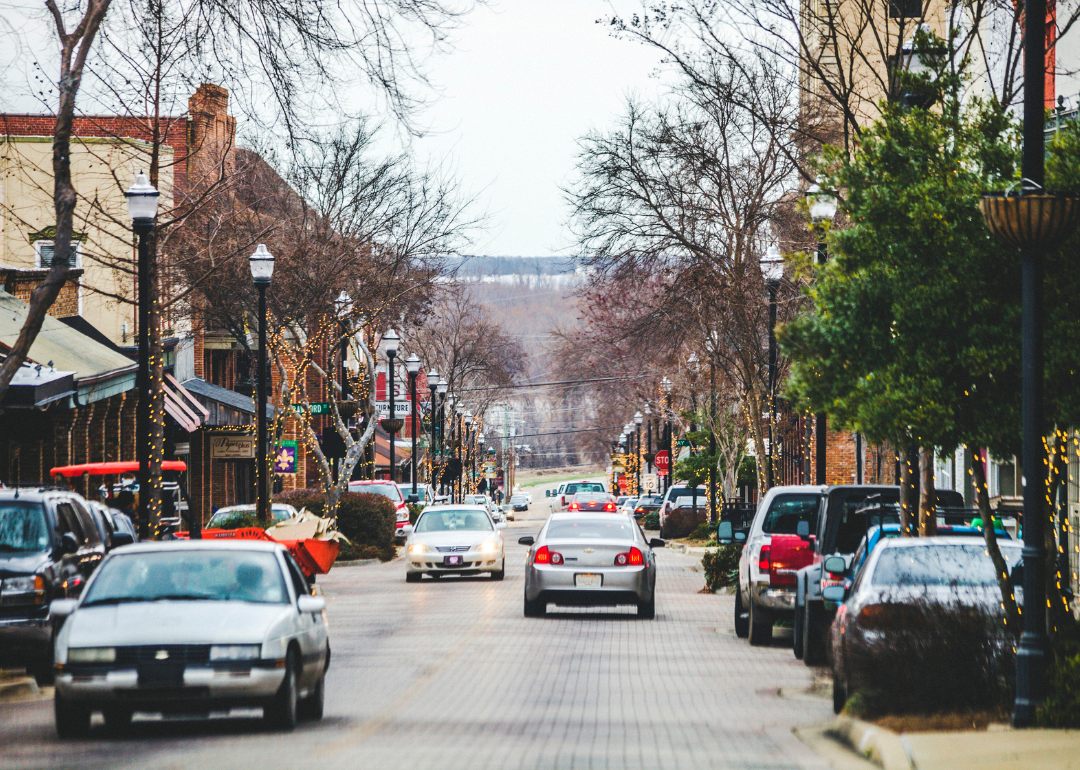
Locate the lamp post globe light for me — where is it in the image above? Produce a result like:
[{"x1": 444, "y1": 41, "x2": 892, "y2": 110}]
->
[
  {"x1": 248, "y1": 244, "x2": 275, "y2": 522},
  {"x1": 805, "y1": 180, "x2": 837, "y2": 486},
  {"x1": 125, "y1": 172, "x2": 160, "y2": 539},
  {"x1": 405, "y1": 353, "x2": 422, "y2": 502}
]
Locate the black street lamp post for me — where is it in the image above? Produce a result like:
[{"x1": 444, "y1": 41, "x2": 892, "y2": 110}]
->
[
  {"x1": 427, "y1": 368, "x2": 439, "y2": 491},
  {"x1": 405, "y1": 353, "x2": 421, "y2": 502},
  {"x1": 760, "y1": 244, "x2": 783, "y2": 489},
  {"x1": 634, "y1": 411, "x2": 643, "y2": 497},
  {"x1": 661, "y1": 377, "x2": 673, "y2": 492},
  {"x1": 709, "y1": 360, "x2": 718, "y2": 522},
  {"x1": 437, "y1": 378, "x2": 448, "y2": 493},
  {"x1": 383, "y1": 330, "x2": 400, "y2": 482},
  {"x1": 249, "y1": 244, "x2": 275, "y2": 522},
  {"x1": 125, "y1": 172, "x2": 160, "y2": 540},
  {"x1": 806, "y1": 182, "x2": 837, "y2": 485}
]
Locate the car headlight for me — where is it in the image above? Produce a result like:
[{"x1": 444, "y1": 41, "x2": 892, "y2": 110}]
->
[
  {"x1": 67, "y1": 647, "x2": 116, "y2": 663},
  {"x1": 408, "y1": 542, "x2": 429, "y2": 554},
  {"x1": 474, "y1": 540, "x2": 499, "y2": 553},
  {"x1": 0, "y1": 574, "x2": 46, "y2": 605},
  {"x1": 210, "y1": 644, "x2": 262, "y2": 661}
]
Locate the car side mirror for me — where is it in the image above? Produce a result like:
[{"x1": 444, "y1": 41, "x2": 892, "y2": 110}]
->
[
  {"x1": 649, "y1": 538, "x2": 665, "y2": 548},
  {"x1": 545, "y1": 490, "x2": 551, "y2": 497},
  {"x1": 717, "y1": 521, "x2": 733, "y2": 542},
  {"x1": 824, "y1": 556, "x2": 847, "y2": 575},
  {"x1": 58, "y1": 532, "x2": 79, "y2": 556},
  {"x1": 110, "y1": 532, "x2": 135, "y2": 548},
  {"x1": 518, "y1": 536, "x2": 535, "y2": 546},
  {"x1": 401, "y1": 525, "x2": 413, "y2": 537},
  {"x1": 297, "y1": 595, "x2": 325, "y2": 613},
  {"x1": 50, "y1": 598, "x2": 78, "y2": 618},
  {"x1": 734, "y1": 531, "x2": 746, "y2": 542},
  {"x1": 796, "y1": 521, "x2": 810, "y2": 538},
  {"x1": 496, "y1": 522, "x2": 507, "y2": 530},
  {"x1": 822, "y1": 585, "x2": 847, "y2": 602}
]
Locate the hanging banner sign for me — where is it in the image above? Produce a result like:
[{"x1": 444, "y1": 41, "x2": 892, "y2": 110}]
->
[{"x1": 274, "y1": 440, "x2": 298, "y2": 474}]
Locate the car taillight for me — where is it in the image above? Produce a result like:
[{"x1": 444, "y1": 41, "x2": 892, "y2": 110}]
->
[
  {"x1": 534, "y1": 546, "x2": 563, "y2": 565},
  {"x1": 568, "y1": 502, "x2": 579, "y2": 510},
  {"x1": 635, "y1": 507, "x2": 644, "y2": 513},
  {"x1": 604, "y1": 502, "x2": 616, "y2": 511},
  {"x1": 614, "y1": 547, "x2": 644, "y2": 566},
  {"x1": 758, "y1": 545, "x2": 771, "y2": 572}
]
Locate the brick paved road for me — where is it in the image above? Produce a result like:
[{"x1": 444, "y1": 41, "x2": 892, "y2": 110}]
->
[{"x1": 0, "y1": 484, "x2": 833, "y2": 770}]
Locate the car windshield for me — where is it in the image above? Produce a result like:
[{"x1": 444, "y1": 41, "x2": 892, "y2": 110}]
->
[
  {"x1": 510, "y1": 495, "x2": 527, "y2": 502},
  {"x1": 207, "y1": 505, "x2": 291, "y2": 529},
  {"x1": 547, "y1": 518, "x2": 635, "y2": 540},
  {"x1": 81, "y1": 550, "x2": 289, "y2": 605},
  {"x1": 0, "y1": 502, "x2": 50, "y2": 553},
  {"x1": 463, "y1": 496, "x2": 487, "y2": 505},
  {"x1": 415, "y1": 510, "x2": 493, "y2": 533},
  {"x1": 565, "y1": 483, "x2": 605, "y2": 495},
  {"x1": 872, "y1": 543, "x2": 1023, "y2": 587},
  {"x1": 669, "y1": 487, "x2": 706, "y2": 499},
  {"x1": 639, "y1": 496, "x2": 663, "y2": 506},
  {"x1": 353, "y1": 483, "x2": 402, "y2": 502},
  {"x1": 761, "y1": 493, "x2": 821, "y2": 535}
]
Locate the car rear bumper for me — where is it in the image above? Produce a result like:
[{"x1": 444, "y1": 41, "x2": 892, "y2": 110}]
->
[
  {"x1": 752, "y1": 582, "x2": 796, "y2": 613},
  {"x1": 55, "y1": 665, "x2": 286, "y2": 709},
  {"x1": 526, "y1": 564, "x2": 652, "y2": 603}
]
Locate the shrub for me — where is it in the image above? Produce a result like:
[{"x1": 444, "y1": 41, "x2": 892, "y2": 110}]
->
[
  {"x1": 274, "y1": 488, "x2": 327, "y2": 517},
  {"x1": 661, "y1": 507, "x2": 708, "y2": 539},
  {"x1": 338, "y1": 542, "x2": 396, "y2": 562},
  {"x1": 701, "y1": 545, "x2": 741, "y2": 591},
  {"x1": 1037, "y1": 637, "x2": 1080, "y2": 727},
  {"x1": 688, "y1": 522, "x2": 714, "y2": 541},
  {"x1": 407, "y1": 503, "x2": 423, "y2": 525},
  {"x1": 842, "y1": 600, "x2": 1014, "y2": 718},
  {"x1": 335, "y1": 492, "x2": 396, "y2": 551},
  {"x1": 642, "y1": 512, "x2": 660, "y2": 530}
]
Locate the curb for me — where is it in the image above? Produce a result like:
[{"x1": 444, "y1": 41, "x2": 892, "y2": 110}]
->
[
  {"x1": 0, "y1": 676, "x2": 40, "y2": 702},
  {"x1": 333, "y1": 557, "x2": 384, "y2": 568},
  {"x1": 831, "y1": 716, "x2": 913, "y2": 770}
]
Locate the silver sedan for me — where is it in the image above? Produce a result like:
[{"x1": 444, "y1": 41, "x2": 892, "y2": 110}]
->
[{"x1": 519, "y1": 513, "x2": 664, "y2": 619}]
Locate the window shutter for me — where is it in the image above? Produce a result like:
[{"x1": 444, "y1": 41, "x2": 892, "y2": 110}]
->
[{"x1": 38, "y1": 242, "x2": 78, "y2": 268}]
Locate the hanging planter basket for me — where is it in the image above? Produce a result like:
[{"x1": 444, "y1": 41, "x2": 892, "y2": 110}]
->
[
  {"x1": 336, "y1": 400, "x2": 359, "y2": 420},
  {"x1": 380, "y1": 417, "x2": 404, "y2": 435},
  {"x1": 980, "y1": 192, "x2": 1080, "y2": 251},
  {"x1": 644, "y1": 452, "x2": 656, "y2": 464}
]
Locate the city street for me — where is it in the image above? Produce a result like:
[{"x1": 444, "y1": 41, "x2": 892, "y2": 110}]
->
[{"x1": 0, "y1": 482, "x2": 834, "y2": 770}]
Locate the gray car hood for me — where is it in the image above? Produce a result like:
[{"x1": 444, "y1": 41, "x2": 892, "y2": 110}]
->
[{"x1": 66, "y1": 601, "x2": 292, "y2": 647}]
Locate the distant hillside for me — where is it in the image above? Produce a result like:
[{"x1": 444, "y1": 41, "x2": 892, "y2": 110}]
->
[{"x1": 450, "y1": 255, "x2": 578, "y2": 277}]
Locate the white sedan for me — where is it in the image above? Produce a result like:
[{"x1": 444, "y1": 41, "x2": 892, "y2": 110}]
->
[
  {"x1": 51, "y1": 541, "x2": 329, "y2": 737},
  {"x1": 403, "y1": 505, "x2": 507, "y2": 581}
]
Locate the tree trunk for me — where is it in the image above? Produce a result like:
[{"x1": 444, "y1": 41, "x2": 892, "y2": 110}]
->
[
  {"x1": 972, "y1": 455, "x2": 1022, "y2": 639},
  {"x1": 899, "y1": 446, "x2": 915, "y2": 535},
  {"x1": 1044, "y1": 432, "x2": 1073, "y2": 635},
  {"x1": 918, "y1": 446, "x2": 937, "y2": 536}
]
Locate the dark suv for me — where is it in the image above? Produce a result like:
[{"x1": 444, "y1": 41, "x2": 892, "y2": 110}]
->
[{"x1": 0, "y1": 488, "x2": 110, "y2": 683}]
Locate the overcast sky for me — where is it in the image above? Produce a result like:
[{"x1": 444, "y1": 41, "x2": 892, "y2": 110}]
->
[{"x1": 412, "y1": 1, "x2": 668, "y2": 258}]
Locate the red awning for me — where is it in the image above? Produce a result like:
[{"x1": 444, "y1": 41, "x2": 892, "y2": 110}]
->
[{"x1": 50, "y1": 461, "x2": 188, "y2": 478}]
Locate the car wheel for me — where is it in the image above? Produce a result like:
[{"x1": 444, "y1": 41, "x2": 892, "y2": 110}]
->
[
  {"x1": 300, "y1": 667, "x2": 325, "y2": 722},
  {"x1": 103, "y1": 706, "x2": 133, "y2": 734},
  {"x1": 264, "y1": 648, "x2": 298, "y2": 731},
  {"x1": 803, "y1": 602, "x2": 828, "y2": 666},
  {"x1": 492, "y1": 561, "x2": 505, "y2": 580},
  {"x1": 523, "y1": 590, "x2": 545, "y2": 618},
  {"x1": 792, "y1": 600, "x2": 805, "y2": 660},
  {"x1": 832, "y1": 671, "x2": 848, "y2": 714},
  {"x1": 734, "y1": 588, "x2": 749, "y2": 639},
  {"x1": 406, "y1": 572, "x2": 421, "y2": 583},
  {"x1": 748, "y1": 595, "x2": 772, "y2": 646},
  {"x1": 637, "y1": 594, "x2": 656, "y2": 619},
  {"x1": 29, "y1": 649, "x2": 55, "y2": 686},
  {"x1": 54, "y1": 693, "x2": 91, "y2": 739}
]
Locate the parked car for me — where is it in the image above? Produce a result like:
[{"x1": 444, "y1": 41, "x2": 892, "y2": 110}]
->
[
  {"x1": 735, "y1": 485, "x2": 825, "y2": 646},
  {"x1": 554, "y1": 482, "x2": 607, "y2": 511},
  {"x1": 657, "y1": 485, "x2": 708, "y2": 537},
  {"x1": 51, "y1": 540, "x2": 329, "y2": 736},
  {"x1": 85, "y1": 501, "x2": 138, "y2": 550},
  {"x1": 617, "y1": 497, "x2": 639, "y2": 516},
  {"x1": 828, "y1": 537, "x2": 1022, "y2": 713},
  {"x1": 0, "y1": 487, "x2": 109, "y2": 684},
  {"x1": 205, "y1": 503, "x2": 299, "y2": 530},
  {"x1": 508, "y1": 494, "x2": 530, "y2": 512},
  {"x1": 349, "y1": 480, "x2": 410, "y2": 539},
  {"x1": 567, "y1": 492, "x2": 617, "y2": 513},
  {"x1": 633, "y1": 495, "x2": 664, "y2": 520},
  {"x1": 793, "y1": 485, "x2": 965, "y2": 664},
  {"x1": 519, "y1": 513, "x2": 665, "y2": 618},
  {"x1": 402, "y1": 505, "x2": 507, "y2": 581}
]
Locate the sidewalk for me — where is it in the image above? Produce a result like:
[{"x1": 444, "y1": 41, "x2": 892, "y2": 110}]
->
[{"x1": 832, "y1": 715, "x2": 1080, "y2": 770}]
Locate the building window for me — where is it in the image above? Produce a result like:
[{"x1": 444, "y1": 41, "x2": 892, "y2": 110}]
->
[
  {"x1": 34, "y1": 240, "x2": 81, "y2": 269},
  {"x1": 889, "y1": 0, "x2": 923, "y2": 18}
]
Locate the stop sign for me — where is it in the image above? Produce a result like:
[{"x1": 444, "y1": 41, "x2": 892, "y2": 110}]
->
[
  {"x1": 654, "y1": 450, "x2": 670, "y2": 476},
  {"x1": 617, "y1": 475, "x2": 629, "y2": 492}
]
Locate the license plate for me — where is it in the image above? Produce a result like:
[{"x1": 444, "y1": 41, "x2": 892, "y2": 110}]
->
[
  {"x1": 575, "y1": 573, "x2": 602, "y2": 587},
  {"x1": 443, "y1": 555, "x2": 463, "y2": 566}
]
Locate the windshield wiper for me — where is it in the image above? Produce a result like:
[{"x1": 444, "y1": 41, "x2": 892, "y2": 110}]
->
[
  {"x1": 80, "y1": 596, "x2": 145, "y2": 607},
  {"x1": 152, "y1": 594, "x2": 217, "y2": 601}
]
